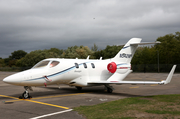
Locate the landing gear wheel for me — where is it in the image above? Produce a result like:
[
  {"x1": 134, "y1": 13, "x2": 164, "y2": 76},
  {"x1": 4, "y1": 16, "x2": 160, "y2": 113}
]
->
[
  {"x1": 22, "y1": 91, "x2": 30, "y2": 99},
  {"x1": 104, "y1": 84, "x2": 114, "y2": 93},
  {"x1": 76, "y1": 86, "x2": 82, "y2": 91},
  {"x1": 19, "y1": 86, "x2": 33, "y2": 99},
  {"x1": 107, "y1": 88, "x2": 113, "y2": 93}
]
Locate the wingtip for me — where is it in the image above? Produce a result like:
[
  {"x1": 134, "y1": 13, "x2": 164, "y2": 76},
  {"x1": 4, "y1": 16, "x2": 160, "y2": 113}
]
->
[{"x1": 164, "y1": 65, "x2": 176, "y2": 84}]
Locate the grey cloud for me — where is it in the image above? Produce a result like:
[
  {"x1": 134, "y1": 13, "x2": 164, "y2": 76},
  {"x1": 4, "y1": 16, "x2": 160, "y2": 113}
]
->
[{"x1": 0, "y1": 0, "x2": 180, "y2": 58}]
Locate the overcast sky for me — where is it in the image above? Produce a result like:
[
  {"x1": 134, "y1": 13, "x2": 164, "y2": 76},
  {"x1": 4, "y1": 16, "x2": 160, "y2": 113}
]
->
[{"x1": 0, "y1": 0, "x2": 180, "y2": 58}]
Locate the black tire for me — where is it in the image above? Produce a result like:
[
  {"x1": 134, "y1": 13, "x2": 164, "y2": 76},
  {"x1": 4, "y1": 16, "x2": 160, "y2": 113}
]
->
[
  {"x1": 107, "y1": 88, "x2": 113, "y2": 93},
  {"x1": 22, "y1": 91, "x2": 29, "y2": 99},
  {"x1": 76, "y1": 86, "x2": 82, "y2": 91}
]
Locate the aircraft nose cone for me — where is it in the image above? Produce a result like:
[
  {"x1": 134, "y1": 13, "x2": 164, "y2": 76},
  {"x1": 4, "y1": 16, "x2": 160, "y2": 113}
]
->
[
  {"x1": 3, "y1": 75, "x2": 15, "y2": 84},
  {"x1": 3, "y1": 77, "x2": 9, "y2": 83},
  {"x1": 3, "y1": 74, "x2": 21, "y2": 85}
]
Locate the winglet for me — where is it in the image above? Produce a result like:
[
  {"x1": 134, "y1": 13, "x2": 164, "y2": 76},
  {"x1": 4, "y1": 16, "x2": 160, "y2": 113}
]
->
[{"x1": 162, "y1": 65, "x2": 176, "y2": 84}]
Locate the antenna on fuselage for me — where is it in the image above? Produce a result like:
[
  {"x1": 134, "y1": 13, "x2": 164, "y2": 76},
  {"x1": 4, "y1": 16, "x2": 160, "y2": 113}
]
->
[{"x1": 86, "y1": 55, "x2": 90, "y2": 60}]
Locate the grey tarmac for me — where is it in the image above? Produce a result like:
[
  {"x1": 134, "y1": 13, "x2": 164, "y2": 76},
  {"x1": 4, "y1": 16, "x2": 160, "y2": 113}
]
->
[{"x1": 0, "y1": 71, "x2": 180, "y2": 119}]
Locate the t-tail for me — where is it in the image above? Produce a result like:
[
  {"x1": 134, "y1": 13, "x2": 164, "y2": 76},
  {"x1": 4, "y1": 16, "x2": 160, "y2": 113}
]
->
[
  {"x1": 112, "y1": 38, "x2": 161, "y2": 63},
  {"x1": 112, "y1": 38, "x2": 142, "y2": 63}
]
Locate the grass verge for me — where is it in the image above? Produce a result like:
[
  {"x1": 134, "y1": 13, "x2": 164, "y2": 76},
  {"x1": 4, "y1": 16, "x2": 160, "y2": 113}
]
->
[{"x1": 74, "y1": 94, "x2": 180, "y2": 119}]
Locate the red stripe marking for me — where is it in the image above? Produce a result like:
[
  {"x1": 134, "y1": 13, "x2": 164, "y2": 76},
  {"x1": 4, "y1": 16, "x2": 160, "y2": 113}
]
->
[
  {"x1": 110, "y1": 81, "x2": 119, "y2": 82},
  {"x1": 120, "y1": 67, "x2": 128, "y2": 69}
]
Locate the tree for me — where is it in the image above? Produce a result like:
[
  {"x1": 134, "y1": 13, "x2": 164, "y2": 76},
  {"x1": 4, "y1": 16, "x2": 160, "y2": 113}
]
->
[
  {"x1": 91, "y1": 43, "x2": 98, "y2": 52},
  {"x1": 47, "y1": 48, "x2": 63, "y2": 56},
  {"x1": 155, "y1": 32, "x2": 180, "y2": 64},
  {"x1": 0, "y1": 58, "x2": 5, "y2": 67},
  {"x1": 16, "y1": 50, "x2": 60, "y2": 67},
  {"x1": 3, "y1": 50, "x2": 27, "y2": 67},
  {"x1": 10, "y1": 50, "x2": 27, "y2": 60},
  {"x1": 102, "y1": 45, "x2": 123, "y2": 59},
  {"x1": 61, "y1": 46, "x2": 94, "y2": 59},
  {"x1": 93, "y1": 50, "x2": 104, "y2": 59}
]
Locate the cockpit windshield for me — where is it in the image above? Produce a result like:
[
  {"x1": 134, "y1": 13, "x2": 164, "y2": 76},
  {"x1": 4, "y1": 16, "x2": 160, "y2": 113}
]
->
[
  {"x1": 33, "y1": 61, "x2": 50, "y2": 69},
  {"x1": 32, "y1": 60, "x2": 60, "y2": 69},
  {"x1": 49, "y1": 61, "x2": 59, "y2": 68}
]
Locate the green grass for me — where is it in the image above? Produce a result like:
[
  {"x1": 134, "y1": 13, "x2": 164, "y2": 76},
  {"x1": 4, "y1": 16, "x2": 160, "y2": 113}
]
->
[{"x1": 74, "y1": 94, "x2": 180, "y2": 119}]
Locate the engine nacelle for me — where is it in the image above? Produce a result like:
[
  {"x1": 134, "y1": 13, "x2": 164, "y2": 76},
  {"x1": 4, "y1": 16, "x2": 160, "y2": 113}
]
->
[
  {"x1": 107, "y1": 62, "x2": 117, "y2": 73},
  {"x1": 116, "y1": 64, "x2": 130, "y2": 74}
]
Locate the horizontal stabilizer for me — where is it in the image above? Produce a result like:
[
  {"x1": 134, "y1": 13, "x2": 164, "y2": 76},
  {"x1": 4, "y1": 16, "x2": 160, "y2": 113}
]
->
[{"x1": 130, "y1": 41, "x2": 161, "y2": 46}]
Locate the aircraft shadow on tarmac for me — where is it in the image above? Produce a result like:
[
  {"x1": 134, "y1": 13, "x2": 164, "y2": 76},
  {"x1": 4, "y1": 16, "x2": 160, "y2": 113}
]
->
[{"x1": 4, "y1": 86, "x2": 141, "y2": 99}]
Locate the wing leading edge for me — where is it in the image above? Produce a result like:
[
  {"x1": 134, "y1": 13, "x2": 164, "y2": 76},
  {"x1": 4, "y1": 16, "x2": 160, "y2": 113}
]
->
[{"x1": 88, "y1": 65, "x2": 176, "y2": 85}]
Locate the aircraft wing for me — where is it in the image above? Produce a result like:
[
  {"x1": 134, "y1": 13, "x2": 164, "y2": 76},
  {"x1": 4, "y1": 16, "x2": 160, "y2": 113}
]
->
[
  {"x1": 88, "y1": 65, "x2": 176, "y2": 85},
  {"x1": 88, "y1": 80, "x2": 165, "y2": 85}
]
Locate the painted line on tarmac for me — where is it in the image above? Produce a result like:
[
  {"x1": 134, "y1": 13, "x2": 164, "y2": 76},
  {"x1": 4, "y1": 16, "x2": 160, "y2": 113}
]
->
[
  {"x1": 32, "y1": 92, "x2": 88, "y2": 100},
  {"x1": 148, "y1": 78, "x2": 157, "y2": 80},
  {"x1": 3, "y1": 92, "x2": 88, "y2": 103},
  {"x1": 128, "y1": 78, "x2": 142, "y2": 80},
  {"x1": 150, "y1": 84, "x2": 158, "y2": 86},
  {"x1": 26, "y1": 100, "x2": 70, "y2": 109},
  {"x1": 0, "y1": 94, "x2": 69, "y2": 109},
  {"x1": 0, "y1": 94, "x2": 19, "y2": 100},
  {"x1": 4, "y1": 99, "x2": 21, "y2": 103},
  {"x1": 30, "y1": 109, "x2": 73, "y2": 119},
  {"x1": 129, "y1": 86, "x2": 139, "y2": 89}
]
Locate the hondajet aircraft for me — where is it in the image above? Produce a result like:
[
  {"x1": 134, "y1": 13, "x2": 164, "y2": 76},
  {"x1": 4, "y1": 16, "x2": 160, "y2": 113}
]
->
[{"x1": 3, "y1": 38, "x2": 176, "y2": 99}]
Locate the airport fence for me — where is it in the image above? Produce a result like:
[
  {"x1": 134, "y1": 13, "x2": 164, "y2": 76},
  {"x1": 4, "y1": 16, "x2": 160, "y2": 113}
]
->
[{"x1": 132, "y1": 64, "x2": 180, "y2": 73}]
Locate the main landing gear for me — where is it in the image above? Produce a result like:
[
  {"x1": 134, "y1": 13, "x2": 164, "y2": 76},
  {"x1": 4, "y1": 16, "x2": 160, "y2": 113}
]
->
[
  {"x1": 19, "y1": 86, "x2": 33, "y2": 99},
  {"x1": 104, "y1": 84, "x2": 114, "y2": 93}
]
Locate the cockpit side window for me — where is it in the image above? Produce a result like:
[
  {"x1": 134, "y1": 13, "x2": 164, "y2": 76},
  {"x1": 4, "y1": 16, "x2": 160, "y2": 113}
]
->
[
  {"x1": 75, "y1": 63, "x2": 79, "y2": 68},
  {"x1": 50, "y1": 61, "x2": 60, "y2": 68},
  {"x1": 33, "y1": 61, "x2": 50, "y2": 68},
  {"x1": 91, "y1": 63, "x2": 95, "y2": 68},
  {"x1": 83, "y1": 63, "x2": 87, "y2": 68}
]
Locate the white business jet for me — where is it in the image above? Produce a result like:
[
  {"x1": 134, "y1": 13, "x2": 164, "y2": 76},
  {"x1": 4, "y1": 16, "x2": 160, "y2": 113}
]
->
[{"x1": 3, "y1": 38, "x2": 176, "y2": 99}]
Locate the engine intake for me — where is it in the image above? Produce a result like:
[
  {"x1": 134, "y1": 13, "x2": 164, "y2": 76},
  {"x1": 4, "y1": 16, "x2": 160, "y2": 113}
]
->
[{"x1": 107, "y1": 62, "x2": 117, "y2": 73}]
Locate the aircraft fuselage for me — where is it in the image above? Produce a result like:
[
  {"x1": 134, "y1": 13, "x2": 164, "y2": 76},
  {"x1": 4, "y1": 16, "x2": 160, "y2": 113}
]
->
[{"x1": 3, "y1": 58, "x2": 130, "y2": 87}]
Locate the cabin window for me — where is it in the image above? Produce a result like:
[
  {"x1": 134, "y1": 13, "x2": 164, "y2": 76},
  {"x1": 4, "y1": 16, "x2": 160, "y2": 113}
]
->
[
  {"x1": 91, "y1": 63, "x2": 95, "y2": 68},
  {"x1": 50, "y1": 61, "x2": 60, "y2": 68},
  {"x1": 33, "y1": 61, "x2": 50, "y2": 68},
  {"x1": 83, "y1": 63, "x2": 87, "y2": 68},
  {"x1": 75, "y1": 63, "x2": 79, "y2": 68}
]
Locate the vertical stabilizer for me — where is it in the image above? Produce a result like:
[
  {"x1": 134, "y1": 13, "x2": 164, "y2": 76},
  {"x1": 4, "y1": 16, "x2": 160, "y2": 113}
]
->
[{"x1": 113, "y1": 38, "x2": 142, "y2": 63}]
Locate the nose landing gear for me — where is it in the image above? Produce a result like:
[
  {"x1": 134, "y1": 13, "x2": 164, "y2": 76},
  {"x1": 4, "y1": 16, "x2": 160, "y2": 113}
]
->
[{"x1": 19, "y1": 86, "x2": 33, "y2": 99}]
